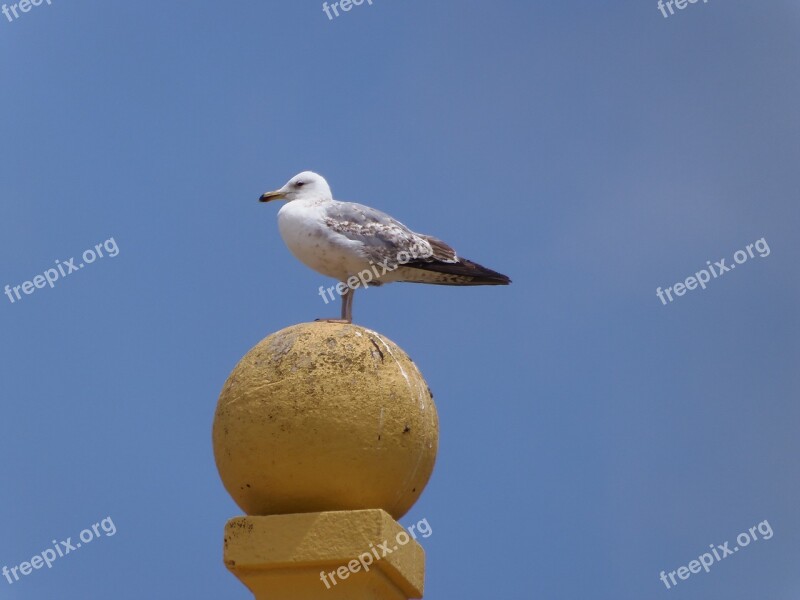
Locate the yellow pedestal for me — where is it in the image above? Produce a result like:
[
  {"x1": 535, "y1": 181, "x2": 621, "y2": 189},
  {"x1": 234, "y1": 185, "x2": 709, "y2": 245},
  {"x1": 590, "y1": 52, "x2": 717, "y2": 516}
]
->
[
  {"x1": 213, "y1": 323, "x2": 438, "y2": 520},
  {"x1": 224, "y1": 510, "x2": 425, "y2": 600}
]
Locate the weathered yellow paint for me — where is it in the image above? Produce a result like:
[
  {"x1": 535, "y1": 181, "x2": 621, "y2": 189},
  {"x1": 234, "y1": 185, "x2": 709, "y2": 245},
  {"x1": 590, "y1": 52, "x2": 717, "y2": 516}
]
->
[
  {"x1": 213, "y1": 322, "x2": 439, "y2": 519},
  {"x1": 214, "y1": 323, "x2": 437, "y2": 598},
  {"x1": 224, "y1": 510, "x2": 425, "y2": 600}
]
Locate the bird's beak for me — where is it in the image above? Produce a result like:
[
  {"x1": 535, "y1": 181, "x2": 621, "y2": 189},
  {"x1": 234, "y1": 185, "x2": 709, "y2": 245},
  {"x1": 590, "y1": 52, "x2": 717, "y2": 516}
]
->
[{"x1": 259, "y1": 189, "x2": 286, "y2": 203}]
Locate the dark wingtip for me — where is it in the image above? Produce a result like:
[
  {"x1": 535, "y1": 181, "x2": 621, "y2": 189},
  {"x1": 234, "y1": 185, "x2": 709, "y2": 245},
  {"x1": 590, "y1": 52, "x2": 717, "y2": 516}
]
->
[
  {"x1": 471, "y1": 270, "x2": 511, "y2": 285},
  {"x1": 464, "y1": 262, "x2": 511, "y2": 285},
  {"x1": 477, "y1": 273, "x2": 511, "y2": 285},
  {"x1": 405, "y1": 257, "x2": 512, "y2": 285}
]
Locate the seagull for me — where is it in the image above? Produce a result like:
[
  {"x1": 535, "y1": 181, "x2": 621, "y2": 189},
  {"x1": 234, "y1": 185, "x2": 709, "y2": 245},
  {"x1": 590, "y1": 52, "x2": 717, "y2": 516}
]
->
[{"x1": 259, "y1": 171, "x2": 511, "y2": 323}]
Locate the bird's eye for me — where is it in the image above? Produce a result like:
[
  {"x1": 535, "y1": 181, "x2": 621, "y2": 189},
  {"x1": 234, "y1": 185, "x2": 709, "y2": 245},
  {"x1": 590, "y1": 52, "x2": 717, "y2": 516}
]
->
[{"x1": 295, "y1": 181, "x2": 305, "y2": 187}]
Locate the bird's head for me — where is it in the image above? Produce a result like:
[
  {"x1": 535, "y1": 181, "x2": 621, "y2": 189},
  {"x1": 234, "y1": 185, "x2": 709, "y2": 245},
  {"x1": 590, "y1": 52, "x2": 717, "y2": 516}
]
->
[{"x1": 259, "y1": 171, "x2": 332, "y2": 203}]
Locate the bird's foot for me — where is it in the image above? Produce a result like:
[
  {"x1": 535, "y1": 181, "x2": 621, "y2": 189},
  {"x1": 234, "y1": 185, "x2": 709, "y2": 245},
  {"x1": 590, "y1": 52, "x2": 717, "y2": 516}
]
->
[{"x1": 314, "y1": 318, "x2": 352, "y2": 324}]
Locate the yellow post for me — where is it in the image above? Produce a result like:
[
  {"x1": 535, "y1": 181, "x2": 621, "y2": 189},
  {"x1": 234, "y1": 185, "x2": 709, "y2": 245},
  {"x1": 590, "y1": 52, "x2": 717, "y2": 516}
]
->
[
  {"x1": 213, "y1": 323, "x2": 439, "y2": 600},
  {"x1": 224, "y1": 510, "x2": 424, "y2": 600}
]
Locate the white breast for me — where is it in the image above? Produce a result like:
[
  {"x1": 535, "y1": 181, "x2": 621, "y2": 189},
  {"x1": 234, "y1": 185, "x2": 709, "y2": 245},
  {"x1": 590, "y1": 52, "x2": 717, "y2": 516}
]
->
[{"x1": 277, "y1": 200, "x2": 368, "y2": 282}]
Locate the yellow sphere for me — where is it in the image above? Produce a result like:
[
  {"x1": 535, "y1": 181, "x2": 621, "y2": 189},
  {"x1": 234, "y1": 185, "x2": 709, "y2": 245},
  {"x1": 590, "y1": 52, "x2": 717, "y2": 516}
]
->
[{"x1": 213, "y1": 322, "x2": 439, "y2": 519}]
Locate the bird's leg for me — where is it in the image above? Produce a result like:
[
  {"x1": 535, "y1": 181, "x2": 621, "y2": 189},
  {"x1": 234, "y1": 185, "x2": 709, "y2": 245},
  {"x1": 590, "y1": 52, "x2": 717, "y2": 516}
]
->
[
  {"x1": 342, "y1": 286, "x2": 354, "y2": 322},
  {"x1": 315, "y1": 283, "x2": 353, "y2": 324}
]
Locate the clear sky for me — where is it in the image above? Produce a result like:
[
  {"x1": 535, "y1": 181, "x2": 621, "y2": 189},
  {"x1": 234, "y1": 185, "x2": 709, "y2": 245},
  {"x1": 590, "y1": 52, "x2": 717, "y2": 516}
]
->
[{"x1": 1, "y1": 1, "x2": 799, "y2": 598}]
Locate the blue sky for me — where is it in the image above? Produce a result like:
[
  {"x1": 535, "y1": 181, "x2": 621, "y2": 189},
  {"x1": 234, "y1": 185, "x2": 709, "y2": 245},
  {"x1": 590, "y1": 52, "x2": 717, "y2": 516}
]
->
[{"x1": 1, "y1": 1, "x2": 799, "y2": 598}]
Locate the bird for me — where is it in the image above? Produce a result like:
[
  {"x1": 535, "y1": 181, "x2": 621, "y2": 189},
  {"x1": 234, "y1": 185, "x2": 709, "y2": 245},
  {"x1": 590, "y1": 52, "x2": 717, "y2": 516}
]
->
[{"x1": 259, "y1": 171, "x2": 511, "y2": 323}]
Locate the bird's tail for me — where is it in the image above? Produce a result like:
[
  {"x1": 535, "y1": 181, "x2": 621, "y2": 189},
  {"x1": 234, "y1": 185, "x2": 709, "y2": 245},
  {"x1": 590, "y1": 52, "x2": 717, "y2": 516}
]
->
[{"x1": 399, "y1": 258, "x2": 511, "y2": 286}]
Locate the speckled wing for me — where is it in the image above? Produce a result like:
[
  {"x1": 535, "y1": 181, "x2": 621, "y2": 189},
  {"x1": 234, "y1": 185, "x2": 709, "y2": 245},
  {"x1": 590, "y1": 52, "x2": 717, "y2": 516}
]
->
[
  {"x1": 322, "y1": 200, "x2": 434, "y2": 266},
  {"x1": 322, "y1": 200, "x2": 511, "y2": 286}
]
